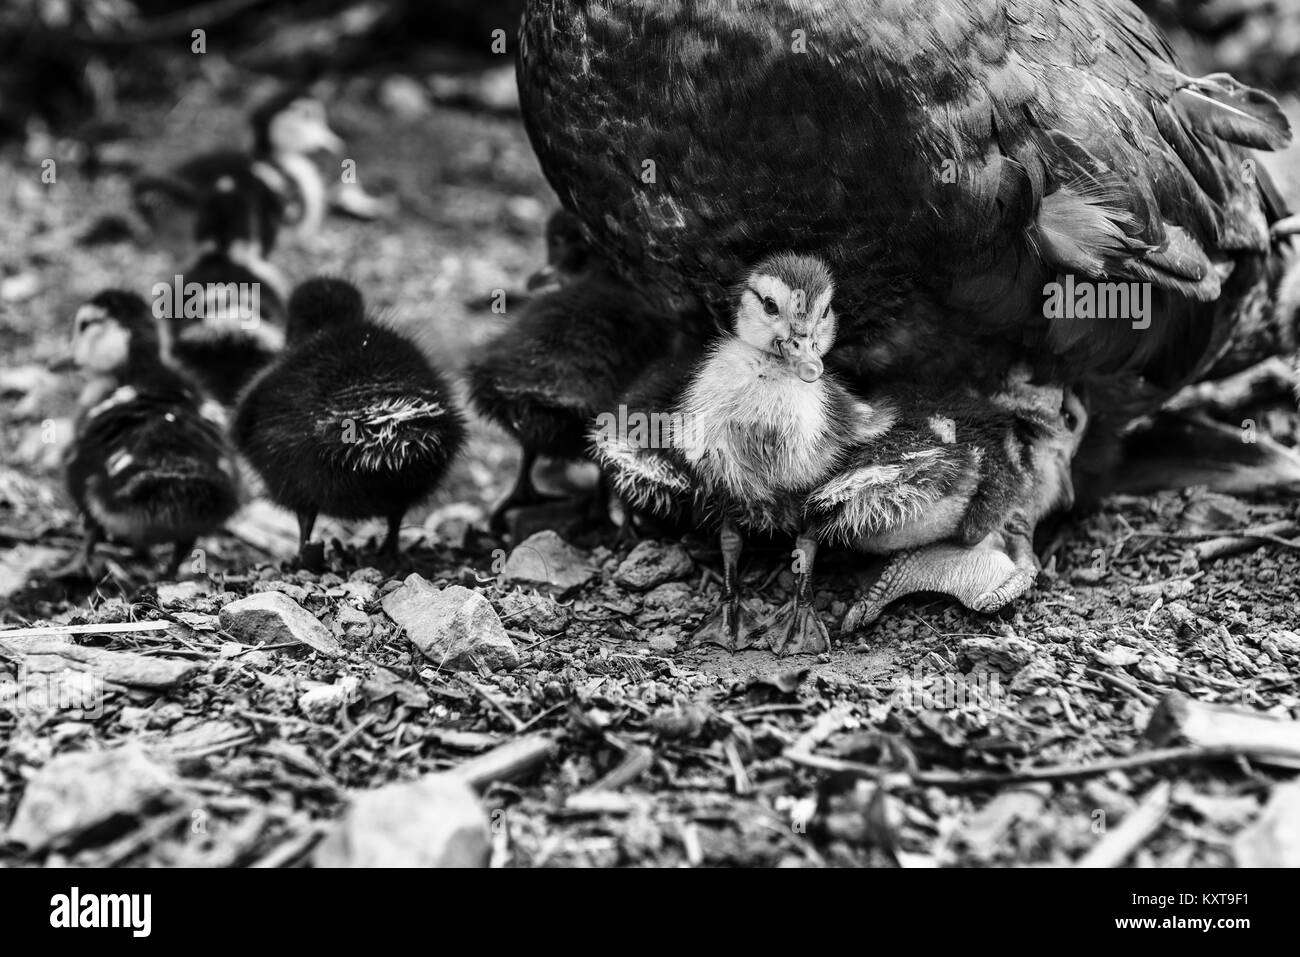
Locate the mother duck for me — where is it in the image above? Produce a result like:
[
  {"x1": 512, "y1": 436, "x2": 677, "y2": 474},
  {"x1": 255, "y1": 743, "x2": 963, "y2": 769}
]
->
[{"x1": 518, "y1": 0, "x2": 1296, "y2": 502}]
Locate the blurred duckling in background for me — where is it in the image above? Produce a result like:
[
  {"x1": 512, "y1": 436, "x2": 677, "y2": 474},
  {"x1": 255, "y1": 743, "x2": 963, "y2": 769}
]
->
[
  {"x1": 160, "y1": 182, "x2": 289, "y2": 405},
  {"x1": 133, "y1": 90, "x2": 344, "y2": 254},
  {"x1": 233, "y1": 278, "x2": 466, "y2": 569},
  {"x1": 59, "y1": 290, "x2": 240, "y2": 579},
  {"x1": 465, "y1": 209, "x2": 685, "y2": 534}
]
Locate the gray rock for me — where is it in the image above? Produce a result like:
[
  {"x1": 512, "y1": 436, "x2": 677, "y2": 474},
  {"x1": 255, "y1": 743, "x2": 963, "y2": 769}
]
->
[
  {"x1": 382, "y1": 575, "x2": 518, "y2": 672},
  {"x1": 614, "y1": 540, "x2": 695, "y2": 591},
  {"x1": 959, "y1": 634, "x2": 1037, "y2": 673},
  {"x1": 497, "y1": 590, "x2": 570, "y2": 634},
  {"x1": 643, "y1": 581, "x2": 693, "y2": 612},
  {"x1": 501, "y1": 531, "x2": 595, "y2": 595},
  {"x1": 314, "y1": 774, "x2": 490, "y2": 868},
  {"x1": 7, "y1": 745, "x2": 178, "y2": 850},
  {"x1": 218, "y1": 592, "x2": 342, "y2": 658},
  {"x1": 1234, "y1": 778, "x2": 1300, "y2": 867},
  {"x1": 332, "y1": 604, "x2": 373, "y2": 642}
]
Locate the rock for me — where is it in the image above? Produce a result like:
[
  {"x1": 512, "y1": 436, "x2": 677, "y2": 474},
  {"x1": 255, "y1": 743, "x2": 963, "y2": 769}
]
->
[
  {"x1": 1268, "y1": 630, "x2": 1300, "y2": 655},
  {"x1": 423, "y1": 502, "x2": 484, "y2": 548},
  {"x1": 378, "y1": 74, "x2": 431, "y2": 120},
  {"x1": 496, "y1": 590, "x2": 570, "y2": 634},
  {"x1": 218, "y1": 592, "x2": 342, "y2": 658},
  {"x1": 6, "y1": 745, "x2": 178, "y2": 850},
  {"x1": 958, "y1": 635, "x2": 1036, "y2": 673},
  {"x1": 648, "y1": 633, "x2": 678, "y2": 654},
  {"x1": 341, "y1": 580, "x2": 380, "y2": 608},
  {"x1": 314, "y1": 774, "x2": 490, "y2": 867},
  {"x1": 350, "y1": 567, "x2": 385, "y2": 585},
  {"x1": 500, "y1": 531, "x2": 595, "y2": 596},
  {"x1": 299, "y1": 677, "x2": 360, "y2": 721},
  {"x1": 1234, "y1": 778, "x2": 1300, "y2": 867},
  {"x1": 613, "y1": 541, "x2": 695, "y2": 591},
  {"x1": 332, "y1": 604, "x2": 372, "y2": 642},
  {"x1": 156, "y1": 580, "x2": 211, "y2": 606},
  {"x1": 382, "y1": 575, "x2": 518, "y2": 672},
  {"x1": 1092, "y1": 645, "x2": 1142, "y2": 669},
  {"x1": 252, "y1": 580, "x2": 311, "y2": 604},
  {"x1": 0, "y1": 636, "x2": 200, "y2": 691},
  {"x1": 643, "y1": 581, "x2": 693, "y2": 612}
]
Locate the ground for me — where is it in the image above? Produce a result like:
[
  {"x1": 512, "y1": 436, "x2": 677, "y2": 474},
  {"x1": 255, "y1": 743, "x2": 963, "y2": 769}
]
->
[{"x1": 1, "y1": 57, "x2": 1299, "y2": 868}]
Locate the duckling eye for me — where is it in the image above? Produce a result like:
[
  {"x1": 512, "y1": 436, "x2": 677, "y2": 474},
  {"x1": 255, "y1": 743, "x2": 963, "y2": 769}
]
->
[
  {"x1": 1062, "y1": 406, "x2": 1079, "y2": 432},
  {"x1": 762, "y1": 297, "x2": 780, "y2": 317}
]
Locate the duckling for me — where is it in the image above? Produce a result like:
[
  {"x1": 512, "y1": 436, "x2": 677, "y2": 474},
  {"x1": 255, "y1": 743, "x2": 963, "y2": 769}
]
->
[
  {"x1": 811, "y1": 375, "x2": 1088, "y2": 631},
  {"x1": 677, "y1": 253, "x2": 895, "y2": 654},
  {"x1": 133, "y1": 90, "x2": 343, "y2": 253},
  {"x1": 465, "y1": 209, "x2": 678, "y2": 534},
  {"x1": 59, "y1": 290, "x2": 240, "y2": 579},
  {"x1": 232, "y1": 278, "x2": 466, "y2": 567},
  {"x1": 161, "y1": 244, "x2": 288, "y2": 406}
]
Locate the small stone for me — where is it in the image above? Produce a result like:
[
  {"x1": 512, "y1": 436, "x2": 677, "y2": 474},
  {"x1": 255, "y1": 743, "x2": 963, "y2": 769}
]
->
[
  {"x1": 349, "y1": 567, "x2": 385, "y2": 585},
  {"x1": 1234, "y1": 778, "x2": 1300, "y2": 867},
  {"x1": 332, "y1": 604, "x2": 373, "y2": 642},
  {"x1": 423, "y1": 502, "x2": 484, "y2": 549},
  {"x1": 1134, "y1": 656, "x2": 1174, "y2": 685},
  {"x1": 7, "y1": 745, "x2": 178, "y2": 850},
  {"x1": 1092, "y1": 645, "x2": 1142, "y2": 669},
  {"x1": 252, "y1": 580, "x2": 311, "y2": 604},
  {"x1": 501, "y1": 531, "x2": 595, "y2": 596},
  {"x1": 378, "y1": 74, "x2": 431, "y2": 120},
  {"x1": 218, "y1": 592, "x2": 342, "y2": 658},
  {"x1": 648, "y1": 633, "x2": 678, "y2": 653},
  {"x1": 382, "y1": 575, "x2": 519, "y2": 672},
  {"x1": 959, "y1": 635, "x2": 1036, "y2": 673},
  {"x1": 341, "y1": 580, "x2": 380, "y2": 608},
  {"x1": 644, "y1": 581, "x2": 692, "y2": 612},
  {"x1": 156, "y1": 580, "x2": 211, "y2": 606},
  {"x1": 613, "y1": 541, "x2": 695, "y2": 591},
  {"x1": 497, "y1": 590, "x2": 570, "y2": 634},
  {"x1": 117, "y1": 706, "x2": 151, "y2": 729},
  {"x1": 147, "y1": 703, "x2": 185, "y2": 729},
  {"x1": 1268, "y1": 631, "x2": 1300, "y2": 655},
  {"x1": 315, "y1": 773, "x2": 490, "y2": 867},
  {"x1": 298, "y1": 677, "x2": 360, "y2": 721}
]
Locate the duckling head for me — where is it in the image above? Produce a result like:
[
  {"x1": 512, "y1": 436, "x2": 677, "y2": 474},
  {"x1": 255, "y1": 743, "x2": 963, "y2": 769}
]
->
[
  {"x1": 286, "y1": 277, "x2": 366, "y2": 344},
  {"x1": 254, "y1": 91, "x2": 344, "y2": 158},
  {"x1": 1026, "y1": 383, "x2": 1089, "y2": 520},
  {"x1": 528, "y1": 209, "x2": 594, "y2": 291},
  {"x1": 734, "y1": 253, "x2": 836, "y2": 383},
  {"x1": 70, "y1": 290, "x2": 162, "y2": 376}
]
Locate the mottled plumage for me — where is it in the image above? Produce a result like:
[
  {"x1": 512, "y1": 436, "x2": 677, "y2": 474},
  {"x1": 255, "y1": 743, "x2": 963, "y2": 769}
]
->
[
  {"x1": 518, "y1": 0, "x2": 1295, "y2": 497},
  {"x1": 232, "y1": 278, "x2": 465, "y2": 562},
  {"x1": 62, "y1": 290, "x2": 239, "y2": 577}
]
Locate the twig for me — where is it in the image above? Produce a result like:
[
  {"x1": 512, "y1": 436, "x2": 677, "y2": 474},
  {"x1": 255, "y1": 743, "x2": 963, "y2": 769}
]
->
[
  {"x1": 248, "y1": 825, "x2": 328, "y2": 869},
  {"x1": 1076, "y1": 781, "x2": 1172, "y2": 868},
  {"x1": 322, "y1": 713, "x2": 377, "y2": 763},
  {"x1": 459, "y1": 676, "x2": 525, "y2": 733},
  {"x1": 0, "y1": 620, "x2": 172, "y2": 639},
  {"x1": 1085, "y1": 668, "x2": 1159, "y2": 707},
  {"x1": 586, "y1": 744, "x2": 655, "y2": 792},
  {"x1": 450, "y1": 733, "x2": 558, "y2": 791}
]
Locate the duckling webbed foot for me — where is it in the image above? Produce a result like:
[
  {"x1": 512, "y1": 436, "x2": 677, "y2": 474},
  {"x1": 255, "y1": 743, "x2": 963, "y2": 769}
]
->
[
  {"x1": 760, "y1": 536, "x2": 830, "y2": 656},
  {"x1": 843, "y1": 517, "x2": 1038, "y2": 631},
  {"x1": 692, "y1": 519, "x2": 763, "y2": 651}
]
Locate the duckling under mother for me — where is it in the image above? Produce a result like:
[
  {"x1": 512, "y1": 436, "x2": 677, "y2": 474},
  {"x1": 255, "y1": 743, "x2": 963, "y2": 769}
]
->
[{"x1": 518, "y1": 0, "x2": 1295, "y2": 501}]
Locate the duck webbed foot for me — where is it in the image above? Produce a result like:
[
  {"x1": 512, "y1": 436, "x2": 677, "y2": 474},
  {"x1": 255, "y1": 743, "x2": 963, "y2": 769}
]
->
[
  {"x1": 692, "y1": 519, "x2": 763, "y2": 651},
  {"x1": 760, "y1": 535, "x2": 831, "y2": 656},
  {"x1": 843, "y1": 515, "x2": 1039, "y2": 632},
  {"x1": 488, "y1": 448, "x2": 565, "y2": 535}
]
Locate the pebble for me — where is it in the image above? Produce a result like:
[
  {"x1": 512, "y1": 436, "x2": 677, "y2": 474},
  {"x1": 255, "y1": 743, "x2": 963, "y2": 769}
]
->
[
  {"x1": 218, "y1": 592, "x2": 343, "y2": 658},
  {"x1": 382, "y1": 574, "x2": 519, "y2": 672},
  {"x1": 613, "y1": 541, "x2": 694, "y2": 591},
  {"x1": 501, "y1": 531, "x2": 595, "y2": 595}
]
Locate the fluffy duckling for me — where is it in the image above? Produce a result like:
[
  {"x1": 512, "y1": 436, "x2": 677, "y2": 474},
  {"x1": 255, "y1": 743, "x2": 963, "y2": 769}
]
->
[
  {"x1": 811, "y1": 375, "x2": 1088, "y2": 631},
  {"x1": 134, "y1": 90, "x2": 343, "y2": 253},
  {"x1": 466, "y1": 209, "x2": 677, "y2": 533},
  {"x1": 162, "y1": 246, "x2": 288, "y2": 405},
  {"x1": 233, "y1": 278, "x2": 466, "y2": 567},
  {"x1": 677, "y1": 253, "x2": 895, "y2": 653},
  {"x1": 60, "y1": 290, "x2": 240, "y2": 578}
]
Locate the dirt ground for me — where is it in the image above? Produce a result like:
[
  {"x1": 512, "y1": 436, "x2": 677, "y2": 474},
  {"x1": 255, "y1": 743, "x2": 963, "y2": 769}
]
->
[{"x1": 1, "y1": 59, "x2": 1299, "y2": 868}]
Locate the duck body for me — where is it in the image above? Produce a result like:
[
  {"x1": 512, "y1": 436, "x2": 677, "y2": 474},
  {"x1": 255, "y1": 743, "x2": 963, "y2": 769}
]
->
[
  {"x1": 466, "y1": 210, "x2": 685, "y2": 530},
  {"x1": 62, "y1": 291, "x2": 239, "y2": 577},
  {"x1": 519, "y1": 0, "x2": 1294, "y2": 497},
  {"x1": 233, "y1": 279, "x2": 466, "y2": 563}
]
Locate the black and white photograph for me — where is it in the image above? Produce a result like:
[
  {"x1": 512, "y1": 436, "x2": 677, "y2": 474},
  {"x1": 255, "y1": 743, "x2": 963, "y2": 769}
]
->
[{"x1": 0, "y1": 0, "x2": 1298, "y2": 894}]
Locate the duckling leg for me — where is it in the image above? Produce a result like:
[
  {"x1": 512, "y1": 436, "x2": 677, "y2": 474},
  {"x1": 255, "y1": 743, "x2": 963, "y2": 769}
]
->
[
  {"x1": 162, "y1": 538, "x2": 195, "y2": 579},
  {"x1": 378, "y1": 510, "x2": 404, "y2": 559},
  {"x1": 296, "y1": 508, "x2": 325, "y2": 572},
  {"x1": 842, "y1": 516, "x2": 1039, "y2": 631},
  {"x1": 761, "y1": 534, "x2": 831, "y2": 656},
  {"x1": 692, "y1": 518, "x2": 763, "y2": 650},
  {"x1": 488, "y1": 448, "x2": 562, "y2": 534}
]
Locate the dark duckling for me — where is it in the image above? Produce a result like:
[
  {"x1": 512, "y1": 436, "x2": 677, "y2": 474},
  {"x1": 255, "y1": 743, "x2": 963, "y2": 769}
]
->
[
  {"x1": 134, "y1": 90, "x2": 343, "y2": 253},
  {"x1": 465, "y1": 209, "x2": 681, "y2": 533},
  {"x1": 60, "y1": 290, "x2": 240, "y2": 578},
  {"x1": 232, "y1": 278, "x2": 466, "y2": 567}
]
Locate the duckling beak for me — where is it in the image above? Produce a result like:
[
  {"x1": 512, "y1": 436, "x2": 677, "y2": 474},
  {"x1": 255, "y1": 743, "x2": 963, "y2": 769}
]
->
[
  {"x1": 526, "y1": 265, "x2": 560, "y2": 292},
  {"x1": 783, "y1": 335, "x2": 823, "y2": 382}
]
